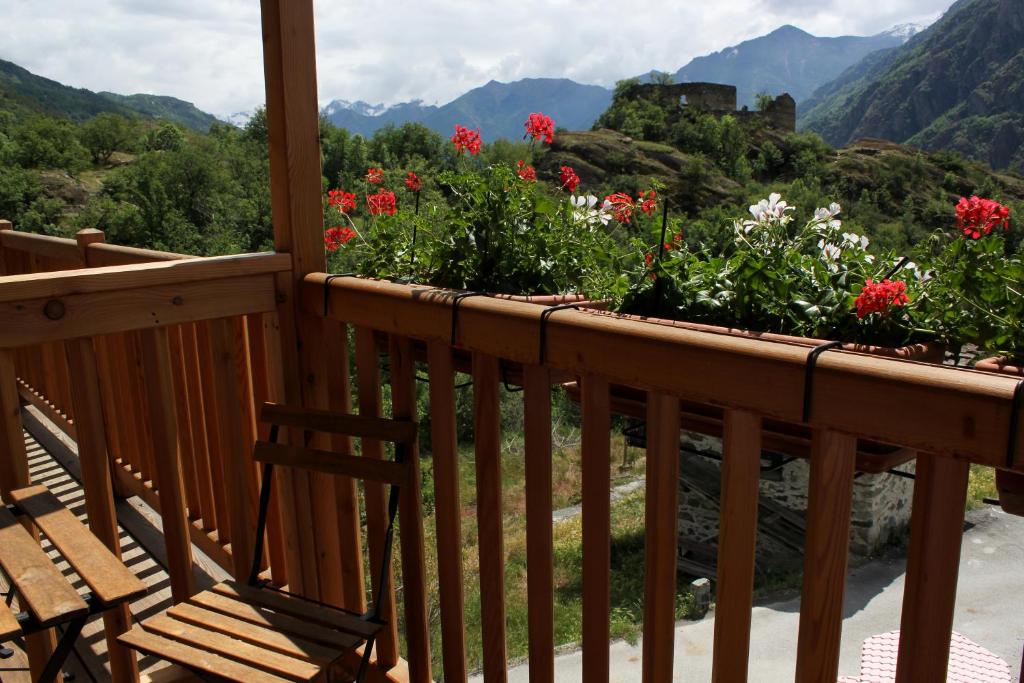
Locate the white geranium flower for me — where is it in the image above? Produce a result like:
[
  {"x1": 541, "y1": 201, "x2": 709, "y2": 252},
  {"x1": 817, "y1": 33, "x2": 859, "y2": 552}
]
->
[
  {"x1": 841, "y1": 232, "x2": 869, "y2": 250},
  {"x1": 571, "y1": 194, "x2": 611, "y2": 226},
  {"x1": 818, "y1": 239, "x2": 841, "y2": 262}
]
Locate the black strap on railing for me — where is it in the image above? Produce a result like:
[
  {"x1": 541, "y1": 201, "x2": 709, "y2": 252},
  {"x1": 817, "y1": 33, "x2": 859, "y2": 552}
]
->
[
  {"x1": 801, "y1": 340, "x2": 843, "y2": 423},
  {"x1": 1007, "y1": 378, "x2": 1024, "y2": 469},
  {"x1": 500, "y1": 359, "x2": 523, "y2": 393},
  {"x1": 882, "y1": 256, "x2": 910, "y2": 281},
  {"x1": 322, "y1": 273, "x2": 357, "y2": 317},
  {"x1": 449, "y1": 292, "x2": 487, "y2": 346},
  {"x1": 538, "y1": 303, "x2": 581, "y2": 365}
]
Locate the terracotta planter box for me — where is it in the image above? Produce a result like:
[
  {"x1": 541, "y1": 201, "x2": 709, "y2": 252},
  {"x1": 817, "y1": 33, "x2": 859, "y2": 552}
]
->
[{"x1": 972, "y1": 356, "x2": 1024, "y2": 517}]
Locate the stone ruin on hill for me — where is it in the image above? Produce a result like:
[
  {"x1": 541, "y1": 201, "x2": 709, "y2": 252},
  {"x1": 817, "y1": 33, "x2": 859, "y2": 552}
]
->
[{"x1": 623, "y1": 81, "x2": 797, "y2": 132}]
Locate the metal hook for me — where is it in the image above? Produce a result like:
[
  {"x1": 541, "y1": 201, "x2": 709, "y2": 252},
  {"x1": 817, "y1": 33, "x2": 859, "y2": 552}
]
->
[
  {"x1": 801, "y1": 340, "x2": 843, "y2": 423},
  {"x1": 538, "y1": 303, "x2": 581, "y2": 365}
]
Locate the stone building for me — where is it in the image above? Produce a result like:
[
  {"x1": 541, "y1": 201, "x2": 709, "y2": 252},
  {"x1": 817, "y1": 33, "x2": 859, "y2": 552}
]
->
[{"x1": 622, "y1": 81, "x2": 797, "y2": 132}]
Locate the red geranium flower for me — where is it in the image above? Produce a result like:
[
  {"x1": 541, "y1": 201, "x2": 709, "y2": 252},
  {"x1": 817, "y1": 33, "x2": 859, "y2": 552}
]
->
[
  {"x1": 324, "y1": 226, "x2": 356, "y2": 252},
  {"x1": 559, "y1": 165, "x2": 580, "y2": 192},
  {"x1": 451, "y1": 124, "x2": 482, "y2": 155},
  {"x1": 405, "y1": 172, "x2": 422, "y2": 192},
  {"x1": 604, "y1": 192, "x2": 635, "y2": 224},
  {"x1": 366, "y1": 168, "x2": 385, "y2": 185},
  {"x1": 638, "y1": 190, "x2": 658, "y2": 216},
  {"x1": 956, "y1": 196, "x2": 1010, "y2": 239},
  {"x1": 516, "y1": 160, "x2": 536, "y2": 182},
  {"x1": 367, "y1": 189, "x2": 397, "y2": 216},
  {"x1": 524, "y1": 112, "x2": 555, "y2": 144},
  {"x1": 854, "y1": 279, "x2": 910, "y2": 319},
  {"x1": 327, "y1": 189, "x2": 357, "y2": 214}
]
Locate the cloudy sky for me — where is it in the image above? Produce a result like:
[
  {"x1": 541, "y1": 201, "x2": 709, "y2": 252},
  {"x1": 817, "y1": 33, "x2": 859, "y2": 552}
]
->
[{"x1": 1, "y1": 0, "x2": 951, "y2": 118}]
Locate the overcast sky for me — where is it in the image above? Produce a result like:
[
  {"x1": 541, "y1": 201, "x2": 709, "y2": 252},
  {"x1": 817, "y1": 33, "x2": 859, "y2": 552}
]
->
[{"x1": 1, "y1": 0, "x2": 951, "y2": 118}]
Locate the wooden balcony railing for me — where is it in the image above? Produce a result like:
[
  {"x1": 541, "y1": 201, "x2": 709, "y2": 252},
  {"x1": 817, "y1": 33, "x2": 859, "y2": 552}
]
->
[{"x1": 1, "y1": 222, "x2": 1021, "y2": 682}]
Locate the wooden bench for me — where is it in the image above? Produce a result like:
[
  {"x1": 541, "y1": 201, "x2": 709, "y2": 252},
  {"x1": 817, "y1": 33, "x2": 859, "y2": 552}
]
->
[
  {"x1": 0, "y1": 484, "x2": 147, "y2": 682},
  {"x1": 118, "y1": 403, "x2": 416, "y2": 682}
]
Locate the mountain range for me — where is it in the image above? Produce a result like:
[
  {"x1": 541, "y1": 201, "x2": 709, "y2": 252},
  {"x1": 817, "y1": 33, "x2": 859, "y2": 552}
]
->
[{"x1": 800, "y1": 0, "x2": 1024, "y2": 171}]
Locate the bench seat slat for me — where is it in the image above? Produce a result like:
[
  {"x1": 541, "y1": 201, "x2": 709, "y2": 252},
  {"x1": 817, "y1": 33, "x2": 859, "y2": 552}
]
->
[{"x1": 0, "y1": 602, "x2": 20, "y2": 640}]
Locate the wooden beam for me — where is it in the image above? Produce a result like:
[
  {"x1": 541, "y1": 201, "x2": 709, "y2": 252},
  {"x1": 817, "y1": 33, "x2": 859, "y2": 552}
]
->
[
  {"x1": 64, "y1": 337, "x2": 140, "y2": 682},
  {"x1": 582, "y1": 374, "x2": 611, "y2": 683},
  {"x1": 260, "y1": 403, "x2": 417, "y2": 444},
  {"x1": 894, "y1": 454, "x2": 969, "y2": 683},
  {"x1": 0, "y1": 230, "x2": 82, "y2": 265},
  {"x1": 0, "y1": 274, "x2": 279, "y2": 348},
  {"x1": 795, "y1": 430, "x2": 857, "y2": 683},
  {"x1": 524, "y1": 364, "x2": 554, "y2": 683},
  {"x1": 253, "y1": 442, "x2": 410, "y2": 485},
  {"x1": 85, "y1": 243, "x2": 191, "y2": 266},
  {"x1": 306, "y1": 275, "x2": 1024, "y2": 469}
]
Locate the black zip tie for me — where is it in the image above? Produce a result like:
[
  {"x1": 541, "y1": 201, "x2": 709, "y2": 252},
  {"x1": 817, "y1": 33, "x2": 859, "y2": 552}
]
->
[
  {"x1": 538, "y1": 303, "x2": 581, "y2": 365},
  {"x1": 801, "y1": 340, "x2": 843, "y2": 423},
  {"x1": 882, "y1": 256, "x2": 910, "y2": 281},
  {"x1": 500, "y1": 359, "x2": 523, "y2": 393},
  {"x1": 1006, "y1": 379, "x2": 1024, "y2": 469},
  {"x1": 449, "y1": 292, "x2": 487, "y2": 347},
  {"x1": 322, "y1": 273, "x2": 357, "y2": 317}
]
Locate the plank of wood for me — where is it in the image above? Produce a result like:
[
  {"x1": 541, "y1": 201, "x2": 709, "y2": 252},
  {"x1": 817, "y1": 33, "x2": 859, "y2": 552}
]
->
[
  {"x1": 141, "y1": 613, "x2": 322, "y2": 681},
  {"x1": 894, "y1": 453, "x2": 969, "y2": 683},
  {"x1": 712, "y1": 409, "x2": 763, "y2": 683},
  {"x1": 86, "y1": 242, "x2": 191, "y2": 266},
  {"x1": 387, "y1": 336, "x2": 433, "y2": 683},
  {"x1": 473, "y1": 352, "x2": 508, "y2": 683},
  {"x1": 189, "y1": 590, "x2": 360, "y2": 651},
  {"x1": 0, "y1": 275, "x2": 280, "y2": 349},
  {"x1": 0, "y1": 601, "x2": 20, "y2": 640},
  {"x1": 253, "y1": 442, "x2": 409, "y2": 486},
  {"x1": 305, "y1": 273, "x2": 1024, "y2": 470},
  {"x1": 0, "y1": 349, "x2": 29, "y2": 498},
  {"x1": 8, "y1": 485, "x2": 146, "y2": 604},
  {"x1": 211, "y1": 582, "x2": 379, "y2": 640},
  {"x1": 118, "y1": 627, "x2": 295, "y2": 683},
  {"x1": 353, "y1": 327, "x2": 398, "y2": 666},
  {"x1": 167, "y1": 602, "x2": 342, "y2": 664},
  {"x1": 523, "y1": 364, "x2": 554, "y2": 683},
  {"x1": 795, "y1": 429, "x2": 857, "y2": 683},
  {"x1": 642, "y1": 392, "x2": 680, "y2": 683},
  {"x1": 260, "y1": 403, "x2": 418, "y2": 444},
  {"x1": 195, "y1": 322, "x2": 231, "y2": 547},
  {"x1": 581, "y1": 374, "x2": 611, "y2": 683},
  {"x1": 0, "y1": 230, "x2": 82, "y2": 265},
  {"x1": 427, "y1": 341, "x2": 468, "y2": 683},
  {"x1": 0, "y1": 505, "x2": 88, "y2": 625},
  {"x1": 140, "y1": 327, "x2": 196, "y2": 603}
]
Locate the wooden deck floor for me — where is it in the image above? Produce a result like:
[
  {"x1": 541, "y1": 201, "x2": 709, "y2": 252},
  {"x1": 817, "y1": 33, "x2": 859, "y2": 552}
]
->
[{"x1": 1, "y1": 408, "x2": 227, "y2": 682}]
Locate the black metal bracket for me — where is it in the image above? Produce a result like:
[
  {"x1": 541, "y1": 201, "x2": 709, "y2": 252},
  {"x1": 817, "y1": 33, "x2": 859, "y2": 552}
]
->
[
  {"x1": 538, "y1": 303, "x2": 581, "y2": 365},
  {"x1": 499, "y1": 359, "x2": 523, "y2": 393},
  {"x1": 322, "y1": 273, "x2": 357, "y2": 317},
  {"x1": 449, "y1": 292, "x2": 487, "y2": 347},
  {"x1": 882, "y1": 256, "x2": 910, "y2": 280},
  {"x1": 801, "y1": 340, "x2": 843, "y2": 423},
  {"x1": 1007, "y1": 379, "x2": 1024, "y2": 469}
]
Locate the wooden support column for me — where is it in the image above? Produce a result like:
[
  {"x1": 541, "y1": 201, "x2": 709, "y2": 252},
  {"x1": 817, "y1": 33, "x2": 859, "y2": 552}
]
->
[
  {"x1": 0, "y1": 220, "x2": 13, "y2": 275},
  {"x1": 712, "y1": 409, "x2": 762, "y2": 683},
  {"x1": 64, "y1": 337, "x2": 139, "y2": 682},
  {"x1": 581, "y1": 374, "x2": 611, "y2": 683},
  {"x1": 795, "y1": 429, "x2": 857, "y2": 683},
  {"x1": 894, "y1": 453, "x2": 969, "y2": 683},
  {"x1": 139, "y1": 327, "x2": 196, "y2": 602},
  {"x1": 642, "y1": 392, "x2": 680, "y2": 683},
  {"x1": 524, "y1": 364, "x2": 554, "y2": 683}
]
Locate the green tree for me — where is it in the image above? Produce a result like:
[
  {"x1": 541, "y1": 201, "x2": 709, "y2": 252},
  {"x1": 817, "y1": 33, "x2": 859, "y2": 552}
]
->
[{"x1": 79, "y1": 113, "x2": 138, "y2": 164}]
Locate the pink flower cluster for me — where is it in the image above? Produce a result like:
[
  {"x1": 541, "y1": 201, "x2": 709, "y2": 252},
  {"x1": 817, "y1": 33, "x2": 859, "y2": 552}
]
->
[
  {"x1": 855, "y1": 279, "x2": 909, "y2": 319},
  {"x1": 956, "y1": 196, "x2": 1010, "y2": 239},
  {"x1": 524, "y1": 112, "x2": 555, "y2": 144},
  {"x1": 451, "y1": 124, "x2": 482, "y2": 155}
]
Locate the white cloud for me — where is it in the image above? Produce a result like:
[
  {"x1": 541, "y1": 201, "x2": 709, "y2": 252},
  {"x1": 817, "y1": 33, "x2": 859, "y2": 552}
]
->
[{"x1": 0, "y1": 0, "x2": 952, "y2": 117}]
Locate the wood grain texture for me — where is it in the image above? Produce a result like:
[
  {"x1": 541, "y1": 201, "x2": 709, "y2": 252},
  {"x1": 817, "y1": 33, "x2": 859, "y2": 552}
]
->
[
  {"x1": 0, "y1": 349, "x2": 29, "y2": 498},
  {"x1": 894, "y1": 453, "x2": 969, "y2": 683},
  {"x1": 642, "y1": 392, "x2": 680, "y2": 683},
  {"x1": 0, "y1": 230, "x2": 82, "y2": 265},
  {"x1": 712, "y1": 409, "x2": 763, "y2": 683},
  {"x1": 261, "y1": 403, "x2": 418, "y2": 444},
  {"x1": 253, "y1": 442, "x2": 410, "y2": 485},
  {"x1": 795, "y1": 429, "x2": 857, "y2": 683},
  {"x1": 139, "y1": 327, "x2": 196, "y2": 602},
  {"x1": 427, "y1": 340, "x2": 468, "y2": 682},
  {"x1": 473, "y1": 352, "x2": 508, "y2": 683},
  {"x1": 581, "y1": 374, "x2": 611, "y2": 683}
]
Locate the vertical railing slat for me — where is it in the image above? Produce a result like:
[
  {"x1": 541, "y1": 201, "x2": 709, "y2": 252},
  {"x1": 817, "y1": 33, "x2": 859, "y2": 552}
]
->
[
  {"x1": 894, "y1": 453, "x2": 969, "y2": 682},
  {"x1": 795, "y1": 429, "x2": 857, "y2": 683},
  {"x1": 473, "y1": 352, "x2": 508, "y2": 682},
  {"x1": 354, "y1": 327, "x2": 398, "y2": 665},
  {"x1": 139, "y1": 327, "x2": 196, "y2": 602},
  {"x1": 182, "y1": 324, "x2": 218, "y2": 534},
  {"x1": 196, "y1": 321, "x2": 231, "y2": 546},
  {"x1": 428, "y1": 340, "x2": 468, "y2": 682},
  {"x1": 582, "y1": 374, "x2": 611, "y2": 683},
  {"x1": 524, "y1": 364, "x2": 554, "y2": 683},
  {"x1": 642, "y1": 391, "x2": 681, "y2": 683},
  {"x1": 388, "y1": 335, "x2": 432, "y2": 683},
  {"x1": 712, "y1": 409, "x2": 763, "y2": 683},
  {"x1": 167, "y1": 326, "x2": 202, "y2": 523}
]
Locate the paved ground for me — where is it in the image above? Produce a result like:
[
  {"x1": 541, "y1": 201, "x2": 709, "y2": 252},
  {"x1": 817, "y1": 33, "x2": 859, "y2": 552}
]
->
[{"x1": 481, "y1": 506, "x2": 1023, "y2": 682}]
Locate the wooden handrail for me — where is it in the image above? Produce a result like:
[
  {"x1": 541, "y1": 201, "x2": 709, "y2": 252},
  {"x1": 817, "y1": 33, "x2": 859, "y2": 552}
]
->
[
  {"x1": 304, "y1": 274, "x2": 1024, "y2": 470},
  {"x1": 0, "y1": 230, "x2": 83, "y2": 265}
]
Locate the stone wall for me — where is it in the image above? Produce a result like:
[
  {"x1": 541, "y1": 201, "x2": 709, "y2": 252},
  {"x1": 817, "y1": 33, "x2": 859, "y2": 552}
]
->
[
  {"x1": 676, "y1": 430, "x2": 915, "y2": 576},
  {"x1": 624, "y1": 82, "x2": 738, "y2": 114}
]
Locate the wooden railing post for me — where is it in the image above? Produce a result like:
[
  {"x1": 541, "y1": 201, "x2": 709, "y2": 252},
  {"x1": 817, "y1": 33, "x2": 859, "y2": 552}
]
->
[
  {"x1": 0, "y1": 219, "x2": 12, "y2": 275},
  {"x1": 795, "y1": 429, "x2": 857, "y2": 683},
  {"x1": 894, "y1": 453, "x2": 969, "y2": 682},
  {"x1": 581, "y1": 374, "x2": 611, "y2": 683},
  {"x1": 75, "y1": 228, "x2": 105, "y2": 267},
  {"x1": 64, "y1": 337, "x2": 139, "y2": 682},
  {"x1": 524, "y1": 364, "x2": 554, "y2": 683}
]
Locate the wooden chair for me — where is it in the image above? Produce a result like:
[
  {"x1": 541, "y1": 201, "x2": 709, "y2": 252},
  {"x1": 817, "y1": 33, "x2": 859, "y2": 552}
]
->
[
  {"x1": 119, "y1": 402, "x2": 417, "y2": 682},
  {"x1": 0, "y1": 485, "x2": 147, "y2": 683}
]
